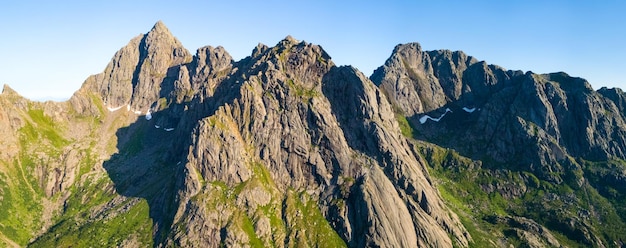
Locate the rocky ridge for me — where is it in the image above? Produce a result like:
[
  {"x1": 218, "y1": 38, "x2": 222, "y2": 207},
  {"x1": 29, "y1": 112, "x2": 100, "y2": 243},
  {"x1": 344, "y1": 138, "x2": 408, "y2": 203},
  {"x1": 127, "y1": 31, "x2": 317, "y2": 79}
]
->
[
  {"x1": 161, "y1": 32, "x2": 470, "y2": 247},
  {"x1": 1, "y1": 22, "x2": 625, "y2": 247},
  {"x1": 373, "y1": 42, "x2": 626, "y2": 247}
]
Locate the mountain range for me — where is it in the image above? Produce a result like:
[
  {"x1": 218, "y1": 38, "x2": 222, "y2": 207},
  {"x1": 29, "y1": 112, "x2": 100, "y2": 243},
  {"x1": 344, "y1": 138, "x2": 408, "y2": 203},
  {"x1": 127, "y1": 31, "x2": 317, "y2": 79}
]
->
[{"x1": 1, "y1": 21, "x2": 625, "y2": 247}]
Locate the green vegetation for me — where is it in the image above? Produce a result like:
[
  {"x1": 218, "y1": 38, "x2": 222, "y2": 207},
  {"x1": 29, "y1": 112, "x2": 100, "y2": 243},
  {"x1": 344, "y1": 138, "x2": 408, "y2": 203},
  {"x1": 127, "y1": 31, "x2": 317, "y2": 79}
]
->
[
  {"x1": 88, "y1": 92, "x2": 105, "y2": 117},
  {"x1": 186, "y1": 159, "x2": 345, "y2": 247},
  {"x1": 286, "y1": 78, "x2": 319, "y2": 100},
  {"x1": 416, "y1": 141, "x2": 626, "y2": 247},
  {"x1": 283, "y1": 190, "x2": 347, "y2": 247},
  {"x1": 250, "y1": 162, "x2": 275, "y2": 189},
  {"x1": 1, "y1": 102, "x2": 159, "y2": 246},
  {"x1": 30, "y1": 196, "x2": 153, "y2": 247},
  {"x1": 317, "y1": 55, "x2": 327, "y2": 65},
  {"x1": 396, "y1": 113, "x2": 416, "y2": 138},
  {"x1": 121, "y1": 124, "x2": 145, "y2": 156},
  {"x1": 23, "y1": 108, "x2": 69, "y2": 149},
  {"x1": 238, "y1": 213, "x2": 264, "y2": 248},
  {"x1": 157, "y1": 97, "x2": 169, "y2": 110},
  {"x1": 29, "y1": 147, "x2": 155, "y2": 247},
  {"x1": 0, "y1": 161, "x2": 43, "y2": 246},
  {"x1": 0, "y1": 106, "x2": 73, "y2": 245}
]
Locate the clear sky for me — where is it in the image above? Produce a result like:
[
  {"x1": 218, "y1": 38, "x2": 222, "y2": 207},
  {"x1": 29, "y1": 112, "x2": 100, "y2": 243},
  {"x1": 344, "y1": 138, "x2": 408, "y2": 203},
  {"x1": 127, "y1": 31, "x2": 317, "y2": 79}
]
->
[{"x1": 1, "y1": 1, "x2": 625, "y2": 100}]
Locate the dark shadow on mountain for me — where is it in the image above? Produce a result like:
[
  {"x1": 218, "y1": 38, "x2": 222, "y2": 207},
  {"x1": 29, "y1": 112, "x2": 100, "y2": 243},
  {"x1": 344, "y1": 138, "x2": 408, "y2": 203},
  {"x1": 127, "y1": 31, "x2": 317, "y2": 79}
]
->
[
  {"x1": 102, "y1": 62, "x2": 243, "y2": 246},
  {"x1": 402, "y1": 73, "x2": 562, "y2": 177},
  {"x1": 321, "y1": 66, "x2": 393, "y2": 247},
  {"x1": 103, "y1": 116, "x2": 182, "y2": 245},
  {"x1": 321, "y1": 66, "x2": 381, "y2": 160},
  {"x1": 405, "y1": 86, "x2": 529, "y2": 170}
]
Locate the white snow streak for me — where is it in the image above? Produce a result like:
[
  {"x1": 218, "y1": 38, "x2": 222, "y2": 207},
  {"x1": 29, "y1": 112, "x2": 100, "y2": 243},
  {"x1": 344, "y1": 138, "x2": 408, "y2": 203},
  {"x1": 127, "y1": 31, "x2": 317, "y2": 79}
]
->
[
  {"x1": 419, "y1": 108, "x2": 452, "y2": 124},
  {"x1": 107, "y1": 105, "x2": 124, "y2": 112},
  {"x1": 145, "y1": 110, "x2": 152, "y2": 120},
  {"x1": 155, "y1": 125, "x2": 160, "y2": 129},
  {"x1": 462, "y1": 107, "x2": 476, "y2": 113},
  {"x1": 164, "y1": 128, "x2": 175, "y2": 132}
]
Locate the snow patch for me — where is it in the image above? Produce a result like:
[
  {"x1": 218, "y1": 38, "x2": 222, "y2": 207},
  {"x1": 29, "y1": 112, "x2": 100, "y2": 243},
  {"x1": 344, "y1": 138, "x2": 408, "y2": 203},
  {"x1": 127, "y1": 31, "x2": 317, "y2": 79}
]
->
[
  {"x1": 164, "y1": 128, "x2": 175, "y2": 132},
  {"x1": 107, "y1": 105, "x2": 124, "y2": 112},
  {"x1": 419, "y1": 108, "x2": 452, "y2": 124},
  {"x1": 126, "y1": 105, "x2": 131, "y2": 111},
  {"x1": 134, "y1": 110, "x2": 142, "y2": 115},
  {"x1": 462, "y1": 107, "x2": 476, "y2": 113},
  {"x1": 155, "y1": 125, "x2": 160, "y2": 129},
  {"x1": 145, "y1": 110, "x2": 152, "y2": 120}
]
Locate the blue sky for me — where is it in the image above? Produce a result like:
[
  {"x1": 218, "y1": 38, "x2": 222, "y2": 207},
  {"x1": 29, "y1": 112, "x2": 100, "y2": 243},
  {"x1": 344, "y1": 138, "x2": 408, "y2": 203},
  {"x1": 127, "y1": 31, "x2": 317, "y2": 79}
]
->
[{"x1": 1, "y1": 1, "x2": 625, "y2": 100}]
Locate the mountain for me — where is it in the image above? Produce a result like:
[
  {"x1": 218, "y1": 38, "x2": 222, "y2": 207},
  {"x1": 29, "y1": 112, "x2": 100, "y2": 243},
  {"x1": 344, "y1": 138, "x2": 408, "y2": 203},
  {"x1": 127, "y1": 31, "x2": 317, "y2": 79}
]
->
[
  {"x1": 0, "y1": 21, "x2": 625, "y2": 247},
  {"x1": 372, "y1": 43, "x2": 626, "y2": 247}
]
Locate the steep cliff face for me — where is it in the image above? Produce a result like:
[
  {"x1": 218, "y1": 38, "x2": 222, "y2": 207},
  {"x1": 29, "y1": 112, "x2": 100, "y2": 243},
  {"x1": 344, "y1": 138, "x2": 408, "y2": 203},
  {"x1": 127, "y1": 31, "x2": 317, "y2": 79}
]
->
[
  {"x1": 167, "y1": 37, "x2": 469, "y2": 247},
  {"x1": 373, "y1": 42, "x2": 626, "y2": 247},
  {"x1": 71, "y1": 21, "x2": 192, "y2": 115},
  {"x1": 372, "y1": 43, "x2": 626, "y2": 168}
]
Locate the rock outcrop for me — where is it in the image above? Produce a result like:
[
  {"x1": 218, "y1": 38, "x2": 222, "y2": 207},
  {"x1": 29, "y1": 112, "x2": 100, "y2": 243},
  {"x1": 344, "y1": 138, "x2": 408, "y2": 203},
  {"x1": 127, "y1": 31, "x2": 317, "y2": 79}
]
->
[
  {"x1": 372, "y1": 43, "x2": 626, "y2": 172},
  {"x1": 71, "y1": 21, "x2": 192, "y2": 115},
  {"x1": 167, "y1": 36, "x2": 470, "y2": 247}
]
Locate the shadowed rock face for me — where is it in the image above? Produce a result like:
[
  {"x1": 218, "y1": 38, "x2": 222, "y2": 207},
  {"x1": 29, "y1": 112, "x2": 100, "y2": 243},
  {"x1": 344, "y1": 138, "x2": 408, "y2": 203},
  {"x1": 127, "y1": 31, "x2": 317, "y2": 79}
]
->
[{"x1": 372, "y1": 43, "x2": 626, "y2": 169}]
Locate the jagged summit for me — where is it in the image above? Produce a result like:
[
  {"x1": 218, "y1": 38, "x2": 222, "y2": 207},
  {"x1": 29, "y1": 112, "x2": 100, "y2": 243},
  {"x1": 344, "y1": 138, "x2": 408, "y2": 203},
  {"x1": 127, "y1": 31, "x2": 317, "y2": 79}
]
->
[
  {"x1": 282, "y1": 35, "x2": 299, "y2": 44},
  {"x1": 151, "y1": 20, "x2": 170, "y2": 33},
  {"x1": 71, "y1": 20, "x2": 192, "y2": 113},
  {"x1": 251, "y1": 42, "x2": 269, "y2": 57},
  {"x1": 392, "y1": 42, "x2": 423, "y2": 54},
  {"x1": 1, "y1": 84, "x2": 16, "y2": 95},
  {"x1": 145, "y1": 20, "x2": 179, "y2": 46},
  {"x1": 274, "y1": 35, "x2": 305, "y2": 52},
  {"x1": 539, "y1": 71, "x2": 594, "y2": 91}
]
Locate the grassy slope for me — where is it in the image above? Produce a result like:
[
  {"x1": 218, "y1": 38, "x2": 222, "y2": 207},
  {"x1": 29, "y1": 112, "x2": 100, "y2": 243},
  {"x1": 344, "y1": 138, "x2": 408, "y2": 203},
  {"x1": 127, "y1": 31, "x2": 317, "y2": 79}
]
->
[
  {"x1": 0, "y1": 107, "x2": 65, "y2": 245},
  {"x1": 28, "y1": 107, "x2": 155, "y2": 247},
  {"x1": 416, "y1": 141, "x2": 626, "y2": 247},
  {"x1": 394, "y1": 112, "x2": 626, "y2": 247},
  {"x1": 0, "y1": 97, "x2": 156, "y2": 247}
]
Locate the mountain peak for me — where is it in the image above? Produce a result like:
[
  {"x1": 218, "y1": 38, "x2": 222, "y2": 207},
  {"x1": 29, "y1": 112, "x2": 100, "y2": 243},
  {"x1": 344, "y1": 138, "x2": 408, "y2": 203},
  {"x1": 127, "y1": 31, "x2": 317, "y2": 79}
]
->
[
  {"x1": 73, "y1": 20, "x2": 192, "y2": 111},
  {"x1": 151, "y1": 20, "x2": 170, "y2": 33},
  {"x1": 393, "y1": 42, "x2": 423, "y2": 54},
  {"x1": 283, "y1": 35, "x2": 298, "y2": 43},
  {"x1": 1, "y1": 84, "x2": 17, "y2": 95},
  {"x1": 146, "y1": 20, "x2": 176, "y2": 40},
  {"x1": 277, "y1": 35, "x2": 300, "y2": 48}
]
